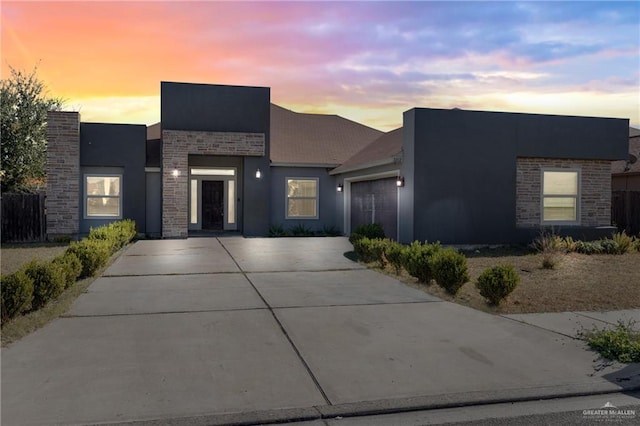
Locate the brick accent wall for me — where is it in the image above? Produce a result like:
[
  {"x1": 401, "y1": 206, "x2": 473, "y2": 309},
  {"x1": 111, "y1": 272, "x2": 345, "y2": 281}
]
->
[
  {"x1": 162, "y1": 130, "x2": 265, "y2": 238},
  {"x1": 516, "y1": 158, "x2": 612, "y2": 227},
  {"x1": 46, "y1": 111, "x2": 80, "y2": 238}
]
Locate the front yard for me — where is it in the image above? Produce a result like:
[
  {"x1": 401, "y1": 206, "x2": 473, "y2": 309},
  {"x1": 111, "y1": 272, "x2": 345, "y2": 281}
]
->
[
  {"x1": 1, "y1": 243, "x2": 69, "y2": 275},
  {"x1": 374, "y1": 248, "x2": 640, "y2": 314}
]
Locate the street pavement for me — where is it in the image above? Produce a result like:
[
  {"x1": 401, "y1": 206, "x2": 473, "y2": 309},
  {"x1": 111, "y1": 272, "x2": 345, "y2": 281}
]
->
[{"x1": 2, "y1": 237, "x2": 639, "y2": 425}]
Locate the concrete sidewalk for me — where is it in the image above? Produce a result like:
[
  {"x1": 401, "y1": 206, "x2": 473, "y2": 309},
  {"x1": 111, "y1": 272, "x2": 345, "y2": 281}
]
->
[
  {"x1": 503, "y1": 309, "x2": 640, "y2": 339},
  {"x1": 2, "y1": 237, "x2": 639, "y2": 426}
]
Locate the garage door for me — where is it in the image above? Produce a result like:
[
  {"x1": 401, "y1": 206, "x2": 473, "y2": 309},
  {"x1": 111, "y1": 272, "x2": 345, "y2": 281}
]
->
[{"x1": 350, "y1": 177, "x2": 398, "y2": 240}]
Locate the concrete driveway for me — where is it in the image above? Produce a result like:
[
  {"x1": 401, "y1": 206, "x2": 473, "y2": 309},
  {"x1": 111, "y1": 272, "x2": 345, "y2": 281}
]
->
[{"x1": 2, "y1": 237, "x2": 639, "y2": 425}]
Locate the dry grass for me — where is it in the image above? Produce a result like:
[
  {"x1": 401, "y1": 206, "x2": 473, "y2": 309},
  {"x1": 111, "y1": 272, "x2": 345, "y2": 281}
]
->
[
  {"x1": 1, "y1": 277, "x2": 94, "y2": 347},
  {"x1": 1, "y1": 243, "x2": 69, "y2": 275},
  {"x1": 1, "y1": 245, "x2": 124, "y2": 347},
  {"x1": 372, "y1": 248, "x2": 640, "y2": 314}
]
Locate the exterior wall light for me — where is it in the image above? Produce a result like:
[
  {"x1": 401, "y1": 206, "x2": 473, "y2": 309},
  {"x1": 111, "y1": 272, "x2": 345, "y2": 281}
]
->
[
  {"x1": 396, "y1": 177, "x2": 405, "y2": 187},
  {"x1": 171, "y1": 168, "x2": 180, "y2": 177},
  {"x1": 255, "y1": 168, "x2": 262, "y2": 179},
  {"x1": 337, "y1": 184, "x2": 344, "y2": 192}
]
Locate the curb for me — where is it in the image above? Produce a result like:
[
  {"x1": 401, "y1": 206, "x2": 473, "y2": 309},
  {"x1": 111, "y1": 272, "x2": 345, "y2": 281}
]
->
[{"x1": 100, "y1": 379, "x2": 640, "y2": 426}]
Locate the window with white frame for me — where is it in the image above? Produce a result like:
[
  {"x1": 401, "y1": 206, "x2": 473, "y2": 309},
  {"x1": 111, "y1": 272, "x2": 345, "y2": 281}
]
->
[
  {"x1": 85, "y1": 175, "x2": 122, "y2": 218},
  {"x1": 542, "y1": 169, "x2": 579, "y2": 223},
  {"x1": 286, "y1": 178, "x2": 318, "y2": 218}
]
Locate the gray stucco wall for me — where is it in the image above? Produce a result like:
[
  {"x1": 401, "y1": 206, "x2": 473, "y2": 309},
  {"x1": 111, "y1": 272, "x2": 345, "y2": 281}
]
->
[
  {"x1": 160, "y1": 82, "x2": 271, "y2": 236},
  {"x1": 79, "y1": 123, "x2": 146, "y2": 235},
  {"x1": 270, "y1": 167, "x2": 338, "y2": 232},
  {"x1": 161, "y1": 82, "x2": 270, "y2": 133},
  {"x1": 399, "y1": 110, "x2": 415, "y2": 243},
  {"x1": 402, "y1": 108, "x2": 629, "y2": 244}
]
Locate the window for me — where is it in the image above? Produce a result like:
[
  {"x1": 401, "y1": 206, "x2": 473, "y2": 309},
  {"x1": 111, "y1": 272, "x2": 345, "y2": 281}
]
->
[
  {"x1": 85, "y1": 175, "x2": 122, "y2": 218},
  {"x1": 542, "y1": 170, "x2": 579, "y2": 223},
  {"x1": 190, "y1": 179, "x2": 198, "y2": 224},
  {"x1": 286, "y1": 178, "x2": 318, "y2": 219},
  {"x1": 190, "y1": 168, "x2": 235, "y2": 176}
]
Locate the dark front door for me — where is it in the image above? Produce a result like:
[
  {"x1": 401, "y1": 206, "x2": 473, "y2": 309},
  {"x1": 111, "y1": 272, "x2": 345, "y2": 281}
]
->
[{"x1": 202, "y1": 181, "x2": 224, "y2": 230}]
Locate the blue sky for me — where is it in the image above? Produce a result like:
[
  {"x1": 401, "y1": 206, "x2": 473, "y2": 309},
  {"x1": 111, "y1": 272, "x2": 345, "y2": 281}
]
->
[{"x1": 3, "y1": 1, "x2": 639, "y2": 130}]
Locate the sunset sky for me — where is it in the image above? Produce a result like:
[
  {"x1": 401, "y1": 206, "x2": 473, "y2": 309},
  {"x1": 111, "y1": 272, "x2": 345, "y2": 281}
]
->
[{"x1": 2, "y1": 1, "x2": 639, "y2": 131}]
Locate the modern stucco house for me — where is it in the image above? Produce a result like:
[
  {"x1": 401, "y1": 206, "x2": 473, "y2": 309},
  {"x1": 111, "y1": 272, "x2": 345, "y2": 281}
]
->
[{"x1": 46, "y1": 81, "x2": 629, "y2": 244}]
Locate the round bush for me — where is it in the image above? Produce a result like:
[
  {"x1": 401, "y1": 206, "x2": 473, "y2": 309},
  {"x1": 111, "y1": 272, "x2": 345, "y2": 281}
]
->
[
  {"x1": 384, "y1": 241, "x2": 406, "y2": 274},
  {"x1": 475, "y1": 265, "x2": 520, "y2": 306},
  {"x1": 66, "y1": 239, "x2": 111, "y2": 278},
  {"x1": 431, "y1": 248, "x2": 470, "y2": 295},
  {"x1": 401, "y1": 241, "x2": 441, "y2": 283},
  {"x1": 1, "y1": 270, "x2": 34, "y2": 322},
  {"x1": 53, "y1": 252, "x2": 83, "y2": 288},
  {"x1": 349, "y1": 223, "x2": 385, "y2": 245},
  {"x1": 87, "y1": 219, "x2": 137, "y2": 253},
  {"x1": 24, "y1": 260, "x2": 66, "y2": 310},
  {"x1": 369, "y1": 238, "x2": 389, "y2": 267},
  {"x1": 353, "y1": 237, "x2": 377, "y2": 263}
]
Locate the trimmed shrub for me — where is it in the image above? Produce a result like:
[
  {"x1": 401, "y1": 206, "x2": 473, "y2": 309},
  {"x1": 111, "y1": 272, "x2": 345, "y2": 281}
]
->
[
  {"x1": 401, "y1": 241, "x2": 441, "y2": 283},
  {"x1": 87, "y1": 219, "x2": 137, "y2": 253},
  {"x1": 353, "y1": 237, "x2": 390, "y2": 266},
  {"x1": 353, "y1": 237, "x2": 375, "y2": 263},
  {"x1": 476, "y1": 265, "x2": 520, "y2": 306},
  {"x1": 349, "y1": 223, "x2": 385, "y2": 245},
  {"x1": 384, "y1": 241, "x2": 406, "y2": 275},
  {"x1": 87, "y1": 226, "x2": 118, "y2": 253},
  {"x1": 66, "y1": 239, "x2": 112, "y2": 278},
  {"x1": 431, "y1": 248, "x2": 470, "y2": 295},
  {"x1": 52, "y1": 252, "x2": 82, "y2": 288},
  {"x1": 111, "y1": 219, "x2": 137, "y2": 245},
  {"x1": 1, "y1": 270, "x2": 34, "y2": 322},
  {"x1": 369, "y1": 238, "x2": 389, "y2": 268},
  {"x1": 24, "y1": 260, "x2": 66, "y2": 310}
]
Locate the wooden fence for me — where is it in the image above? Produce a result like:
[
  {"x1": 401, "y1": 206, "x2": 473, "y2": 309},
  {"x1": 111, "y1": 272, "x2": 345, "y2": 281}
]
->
[
  {"x1": 612, "y1": 191, "x2": 640, "y2": 236},
  {"x1": 1, "y1": 193, "x2": 46, "y2": 243}
]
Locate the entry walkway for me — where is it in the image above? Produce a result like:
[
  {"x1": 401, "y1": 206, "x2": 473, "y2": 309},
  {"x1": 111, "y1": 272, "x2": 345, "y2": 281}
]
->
[{"x1": 2, "y1": 237, "x2": 639, "y2": 425}]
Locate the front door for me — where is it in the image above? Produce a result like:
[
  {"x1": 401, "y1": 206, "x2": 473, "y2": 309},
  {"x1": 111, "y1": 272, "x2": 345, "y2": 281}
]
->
[{"x1": 202, "y1": 181, "x2": 224, "y2": 230}]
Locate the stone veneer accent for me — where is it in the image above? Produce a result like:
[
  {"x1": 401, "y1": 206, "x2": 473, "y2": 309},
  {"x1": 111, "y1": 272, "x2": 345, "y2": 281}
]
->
[
  {"x1": 516, "y1": 157, "x2": 612, "y2": 227},
  {"x1": 162, "y1": 130, "x2": 265, "y2": 238},
  {"x1": 46, "y1": 111, "x2": 80, "y2": 238}
]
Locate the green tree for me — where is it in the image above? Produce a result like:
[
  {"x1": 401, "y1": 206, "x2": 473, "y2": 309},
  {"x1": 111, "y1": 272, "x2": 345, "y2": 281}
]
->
[{"x1": 1, "y1": 66, "x2": 63, "y2": 192}]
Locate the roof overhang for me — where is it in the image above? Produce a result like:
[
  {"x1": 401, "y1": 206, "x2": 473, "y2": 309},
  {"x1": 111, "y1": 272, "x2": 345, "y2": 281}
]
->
[
  {"x1": 330, "y1": 156, "x2": 397, "y2": 175},
  {"x1": 270, "y1": 162, "x2": 339, "y2": 168}
]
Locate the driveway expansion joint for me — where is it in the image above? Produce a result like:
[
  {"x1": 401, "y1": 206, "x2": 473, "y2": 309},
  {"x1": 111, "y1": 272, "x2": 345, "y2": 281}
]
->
[
  {"x1": 103, "y1": 271, "x2": 245, "y2": 277},
  {"x1": 217, "y1": 238, "x2": 333, "y2": 406},
  {"x1": 60, "y1": 306, "x2": 270, "y2": 318}
]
